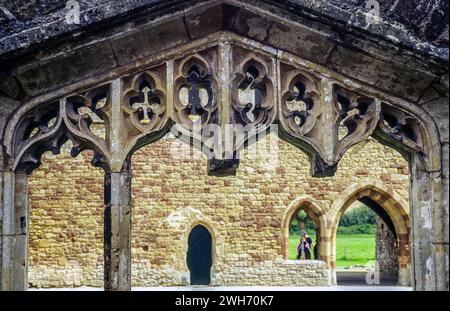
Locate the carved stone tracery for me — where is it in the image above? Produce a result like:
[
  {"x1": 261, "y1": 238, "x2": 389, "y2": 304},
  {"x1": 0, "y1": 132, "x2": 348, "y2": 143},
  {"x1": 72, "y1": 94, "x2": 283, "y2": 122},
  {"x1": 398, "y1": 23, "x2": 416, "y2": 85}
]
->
[
  {"x1": 174, "y1": 53, "x2": 219, "y2": 130},
  {"x1": 9, "y1": 102, "x2": 68, "y2": 174},
  {"x1": 172, "y1": 52, "x2": 220, "y2": 160},
  {"x1": 279, "y1": 62, "x2": 381, "y2": 176},
  {"x1": 374, "y1": 103, "x2": 435, "y2": 170},
  {"x1": 333, "y1": 85, "x2": 380, "y2": 161},
  {"x1": 377, "y1": 104, "x2": 425, "y2": 153},
  {"x1": 1, "y1": 33, "x2": 444, "y2": 293},
  {"x1": 64, "y1": 85, "x2": 111, "y2": 171},
  {"x1": 120, "y1": 66, "x2": 170, "y2": 160},
  {"x1": 122, "y1": 71, "x2": 167, "y2": 133},
  {"x1": 280, "y1": 65, "x2": 323, "y2": 146},
  {"x1": 227, "y1": 48, "x2": 277, "y2": 166},
  {"x1": 3, "y1": 40, "x2": 433, "y2": 177},
  {"x1": 231, "y1": 52, "x2": 276, "y2": 128}
]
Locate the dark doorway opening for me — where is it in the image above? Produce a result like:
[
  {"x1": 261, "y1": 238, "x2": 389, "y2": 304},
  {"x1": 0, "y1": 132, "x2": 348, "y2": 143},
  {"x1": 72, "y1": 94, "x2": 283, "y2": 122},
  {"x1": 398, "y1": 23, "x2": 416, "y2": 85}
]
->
[{"x1": 187, "y1": 225, "x2": 212, "y2": 285}]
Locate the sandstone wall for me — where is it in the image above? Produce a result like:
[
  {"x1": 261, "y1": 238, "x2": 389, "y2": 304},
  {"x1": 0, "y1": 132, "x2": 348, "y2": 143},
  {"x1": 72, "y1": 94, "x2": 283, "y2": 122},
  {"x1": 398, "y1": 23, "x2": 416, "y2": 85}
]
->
[{"x1": 27, "y1": 131, "x2": 410, "y2": 288}]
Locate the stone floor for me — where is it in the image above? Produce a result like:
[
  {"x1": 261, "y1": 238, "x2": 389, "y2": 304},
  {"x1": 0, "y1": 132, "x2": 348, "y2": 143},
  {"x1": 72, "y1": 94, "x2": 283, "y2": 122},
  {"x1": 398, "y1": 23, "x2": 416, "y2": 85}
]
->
[{"x1": 29, "y1": 268, "x2": 411, "y2": 291}]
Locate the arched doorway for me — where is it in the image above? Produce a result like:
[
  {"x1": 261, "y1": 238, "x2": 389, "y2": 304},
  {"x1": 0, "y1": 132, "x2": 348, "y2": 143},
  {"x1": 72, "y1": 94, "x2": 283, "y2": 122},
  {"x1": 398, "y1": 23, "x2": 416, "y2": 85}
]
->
[
  {"x1": 187, "y1": 225, "x2": 213, "y2": 285},
  {"x1": 335, "y1": 200, "x2": 399, "y2": 286},
  {"x1": 330, "y1": 182, "x2": 411, "y2": 287}
]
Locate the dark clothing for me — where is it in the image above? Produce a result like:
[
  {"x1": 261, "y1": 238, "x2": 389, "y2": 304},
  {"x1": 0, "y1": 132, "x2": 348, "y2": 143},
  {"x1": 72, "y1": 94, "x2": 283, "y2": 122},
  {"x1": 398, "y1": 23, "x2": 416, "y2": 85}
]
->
[{"x1": 296, "y1": 237, "x2": 313, "y2": 260}]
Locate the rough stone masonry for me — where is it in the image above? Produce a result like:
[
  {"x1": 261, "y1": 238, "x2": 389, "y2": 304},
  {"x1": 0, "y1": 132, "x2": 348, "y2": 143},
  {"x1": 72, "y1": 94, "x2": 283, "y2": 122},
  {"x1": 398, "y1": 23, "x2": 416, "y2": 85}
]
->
[{"x1": 26, "y1": 130, "x2": 410, "y2": 288}]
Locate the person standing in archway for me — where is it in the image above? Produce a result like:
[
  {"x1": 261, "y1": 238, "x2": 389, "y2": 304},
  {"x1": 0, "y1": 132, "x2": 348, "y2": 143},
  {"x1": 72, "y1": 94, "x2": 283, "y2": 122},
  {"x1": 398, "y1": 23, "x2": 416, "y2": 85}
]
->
[{"x1": 296, "y1": 220, "x2": 313, "y2": 260}]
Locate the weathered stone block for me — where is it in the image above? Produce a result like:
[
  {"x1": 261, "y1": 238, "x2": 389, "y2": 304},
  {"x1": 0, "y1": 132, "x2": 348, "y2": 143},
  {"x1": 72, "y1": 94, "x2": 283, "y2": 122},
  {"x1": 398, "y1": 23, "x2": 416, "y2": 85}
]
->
[
  {"x1": 226, "y1": 7, "x2": 337, "y2": 65},
  {"x1": 327, "y1": 45, "x2": 436, "y2": 102},
  {"x1": 420, "y1": 95, "x2": 450, "y2": 143},
  {"x1": 110, "y1": 17, "x2": 189, "y2": 66},
  {"x1": 14, "y1": 41, "x2": 118, "y2": 98},
  {"x1": 185, "y1": 4, "x2": 223, "y2": 39}
]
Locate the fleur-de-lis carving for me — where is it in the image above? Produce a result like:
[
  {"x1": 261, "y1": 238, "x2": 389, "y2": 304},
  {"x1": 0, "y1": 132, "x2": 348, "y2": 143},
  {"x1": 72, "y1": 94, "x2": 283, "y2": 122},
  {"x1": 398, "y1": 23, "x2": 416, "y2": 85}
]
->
[
  {"x1": 179, "y1": 68, "x2": 211, "y2": 123},
  {"x1": 122, "y1": 71, "x2": 167, "y2": 133},
  {"x1": 174, "y1": 56, "x2": 218, "y2": 128},
  {"x1": 130, "y1": 85, "x2": 161, "y2": 125}
]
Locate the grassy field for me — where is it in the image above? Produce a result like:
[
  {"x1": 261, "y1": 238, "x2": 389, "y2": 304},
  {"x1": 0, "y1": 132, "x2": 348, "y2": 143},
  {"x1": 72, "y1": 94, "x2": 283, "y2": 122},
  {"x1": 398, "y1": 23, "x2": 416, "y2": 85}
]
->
[{"x1": 288, "y1": 234, "x2": 375, "y2": 268}]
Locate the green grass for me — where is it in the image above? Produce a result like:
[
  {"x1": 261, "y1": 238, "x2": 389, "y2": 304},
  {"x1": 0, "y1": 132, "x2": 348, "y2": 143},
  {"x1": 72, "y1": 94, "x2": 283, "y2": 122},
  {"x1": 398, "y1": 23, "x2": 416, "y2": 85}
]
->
[{"x1": 288, "y1": 234, "x2": 375, "y2": 268}]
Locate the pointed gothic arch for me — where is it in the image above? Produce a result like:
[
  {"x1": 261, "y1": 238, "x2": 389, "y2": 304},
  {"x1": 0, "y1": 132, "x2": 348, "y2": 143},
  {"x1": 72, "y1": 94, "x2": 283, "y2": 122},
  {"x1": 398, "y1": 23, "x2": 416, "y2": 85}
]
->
[
  {"x1": 329, "y1": 181, "x2": 411, "y2": 286},
  {"x1": 281, "y1": 196, "x2": 329, "y2": 263}
]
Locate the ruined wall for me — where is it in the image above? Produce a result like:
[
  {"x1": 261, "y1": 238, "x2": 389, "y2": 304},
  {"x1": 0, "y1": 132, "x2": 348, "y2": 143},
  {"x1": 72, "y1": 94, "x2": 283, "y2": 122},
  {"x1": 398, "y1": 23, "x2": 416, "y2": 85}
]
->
[{"x1": 27, "y1": 129, "x2": 410, "y2": 288}]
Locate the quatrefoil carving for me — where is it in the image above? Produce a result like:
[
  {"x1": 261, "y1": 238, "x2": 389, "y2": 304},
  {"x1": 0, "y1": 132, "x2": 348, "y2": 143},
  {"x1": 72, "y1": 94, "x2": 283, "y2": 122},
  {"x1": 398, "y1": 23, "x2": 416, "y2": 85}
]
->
[
  {"x1": 232, "y1": 58, "x2": 275, "y2": 126},
  {"x1": 122, "y1": 72, "x2": 166, "y2": 133},
  {"x1": 174, "y1": 55, "x2": 218, "y2": 129},
  {"x1": 281, "y1": 73, "x2": 322, "y2": 138}
]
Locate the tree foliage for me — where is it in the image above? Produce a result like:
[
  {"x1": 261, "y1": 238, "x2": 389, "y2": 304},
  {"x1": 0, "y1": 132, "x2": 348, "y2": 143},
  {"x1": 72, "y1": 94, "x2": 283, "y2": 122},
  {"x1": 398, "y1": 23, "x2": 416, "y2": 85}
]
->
[
  {"x1": 339, "y1": 205, "x2": 376, "y2": 227},
  {"x1": 289, "y1": 205, "x2": 378, "y2": 236}
]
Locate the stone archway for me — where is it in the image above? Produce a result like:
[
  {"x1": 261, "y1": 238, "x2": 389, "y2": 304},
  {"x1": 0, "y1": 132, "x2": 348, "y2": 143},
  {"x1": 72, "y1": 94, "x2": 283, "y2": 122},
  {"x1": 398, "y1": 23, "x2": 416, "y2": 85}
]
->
[
  {"x1": 0, "y1": 0, "x2": 447, "y2": 292},
  {"x1": 329, "y1": 180, "x2": 411, "y2": 286},
  {"x1": 281, "y1": 196, "x2": 329, "y2": 264}
]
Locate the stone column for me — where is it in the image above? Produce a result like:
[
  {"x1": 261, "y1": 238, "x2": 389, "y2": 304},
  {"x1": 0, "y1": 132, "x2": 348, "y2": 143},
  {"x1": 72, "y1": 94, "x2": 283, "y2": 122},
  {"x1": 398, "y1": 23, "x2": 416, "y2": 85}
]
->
[
  {"x1": 1, "y1": 172, "x2": 28, "y2": 291},
  {"x1": 410, "y1": 154, "x2": 446, "y2": 291},
  {"x1": 0, "y1": 171, "x2": 3, "y2": 286},
  {"x1": 103, "y1": 163, "x2": 132, "y2": 291},
  {"x1": 417, "y1": 88, "x2": 449, "y2": 291},
  {"x1": 442, "y1": 143, "x2": 449, "y2": 291}
]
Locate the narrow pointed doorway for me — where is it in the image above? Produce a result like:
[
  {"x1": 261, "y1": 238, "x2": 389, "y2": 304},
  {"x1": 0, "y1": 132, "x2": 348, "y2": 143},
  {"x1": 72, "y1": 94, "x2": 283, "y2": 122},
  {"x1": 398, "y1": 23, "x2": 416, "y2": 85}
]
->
[{"x1": 187, "y1": 225, "x2": 213, "y2": 285}]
